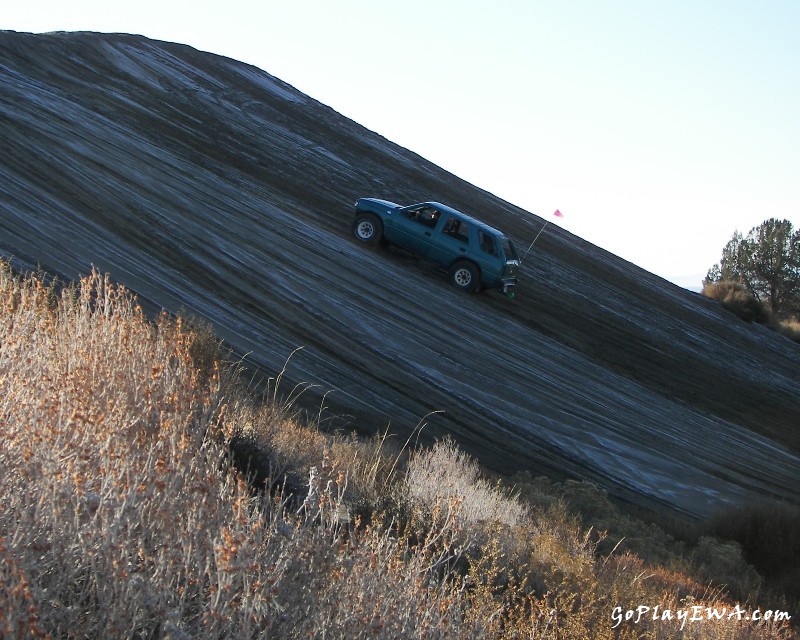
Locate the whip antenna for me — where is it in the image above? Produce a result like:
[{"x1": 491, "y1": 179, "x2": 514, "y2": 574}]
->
[{"x1": 521, "y1": 209, "x2": 563, "y2": 263}]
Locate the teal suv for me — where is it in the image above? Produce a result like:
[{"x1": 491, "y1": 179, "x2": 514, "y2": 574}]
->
[{"x1": 352, "y1": 198, "x2": 519, "y2": 294}]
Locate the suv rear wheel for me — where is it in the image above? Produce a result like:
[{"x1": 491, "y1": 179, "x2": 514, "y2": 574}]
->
[
  {"x1": 353, "y1": 213, "x2": 383, "y2": 245},
  {"x1": 449, "y1": 260, "x2": 480, "y2": 292}
]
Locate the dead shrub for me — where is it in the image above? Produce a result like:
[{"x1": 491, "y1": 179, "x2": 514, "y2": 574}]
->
[
  {"x1": 406, "y1": 437, "x2": 528, "y2": 532},
  {"x1": 0, "y1": 264, "x2": 294, "y2": 637},
  {"x1": 702, "y1": 280, "x2": 772, "y2": 324}
]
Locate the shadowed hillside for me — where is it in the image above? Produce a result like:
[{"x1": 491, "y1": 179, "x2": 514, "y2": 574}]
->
[{"x1": 1, "y1": 30, "x2": 799, "y2": 517}]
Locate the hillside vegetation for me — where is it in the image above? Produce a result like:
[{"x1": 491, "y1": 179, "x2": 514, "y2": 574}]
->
[
  {"x1": 702, "y1": 280, "x2": 800, "y2": 343},
  {"x1": 1, "y1": 262, "x2": 795, "y2": 638}
]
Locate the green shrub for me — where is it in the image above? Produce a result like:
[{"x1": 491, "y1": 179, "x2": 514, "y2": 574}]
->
[
  {"x1": 690, "y1": 536, "x2": 762, "y2": 600},
  {"x1": 706, "y1": 501, "x2": 800, "y2": 608}
]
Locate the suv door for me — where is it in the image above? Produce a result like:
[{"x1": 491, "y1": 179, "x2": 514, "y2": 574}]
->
[
  {"x1": 428, "y1": 215, "x2": 473, "y2": 266},
  {"x1": 384, "y1": 205, "x2": 441, "y2": 256}
]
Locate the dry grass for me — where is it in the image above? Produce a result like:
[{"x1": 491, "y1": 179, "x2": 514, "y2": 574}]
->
[
  {"x1": 775, "y1": 318, "x2": 800, "y2": 343},
  {"x1": 1, "y1": 261, "x2": 795, "y2": 639}
]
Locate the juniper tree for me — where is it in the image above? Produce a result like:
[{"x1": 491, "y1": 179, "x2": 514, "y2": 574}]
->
[{"x1": 706, "y1": 218, "x2": 800, "y2": 318}]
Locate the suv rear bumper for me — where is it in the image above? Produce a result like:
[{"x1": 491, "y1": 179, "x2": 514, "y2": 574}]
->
[{"x1": 499, "y1": 277, "x2": 517, "y2": 293}]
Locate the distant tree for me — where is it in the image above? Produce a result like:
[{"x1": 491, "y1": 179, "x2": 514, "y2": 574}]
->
[{"x1": 706, "y1": 219, "x2": 800, "y2": 318}]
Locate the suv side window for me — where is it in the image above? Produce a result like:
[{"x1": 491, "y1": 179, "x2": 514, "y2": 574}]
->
[
  {"x1": 443, "y1": 216, "x2": 471, "y2": 244},
  {"x1": 501, "y1": 237, "x2": 518, "y2": 260},
  {"x1": 401, "y1": 206, "x2": 440, "y2": 228},
  {"x1": 478, "y1": 231, "x2": 498, "y2": 256}
]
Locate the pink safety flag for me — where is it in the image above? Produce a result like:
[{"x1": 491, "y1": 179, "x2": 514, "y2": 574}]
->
[{"x1": 553, "y1": 209, "x2": 563, "y2": 218}]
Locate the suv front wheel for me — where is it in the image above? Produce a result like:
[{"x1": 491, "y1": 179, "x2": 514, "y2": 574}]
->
[
  {"x1": 353, "y1": 213, "x2": 383, "y2": 246},
  {"x1": 448, "y1": 260, "x2": 480, "y2": 292}
]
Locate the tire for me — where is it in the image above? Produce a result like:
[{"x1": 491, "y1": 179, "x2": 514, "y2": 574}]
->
[
  {"x1": 352, "y1": 213, "x2": 383, "y2": 246},
  {"x1": 448, "y1": 260, "x2": 480, "y2": 292}
]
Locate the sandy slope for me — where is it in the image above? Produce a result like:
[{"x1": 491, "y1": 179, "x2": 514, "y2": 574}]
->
[{"x1": 2, "y1": 31, "x2": 799, "y2": 517}]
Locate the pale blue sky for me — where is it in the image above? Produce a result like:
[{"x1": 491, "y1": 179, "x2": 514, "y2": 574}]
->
[{"x1": 6, "y1": 1, "x2": 799, "y2": 288}]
